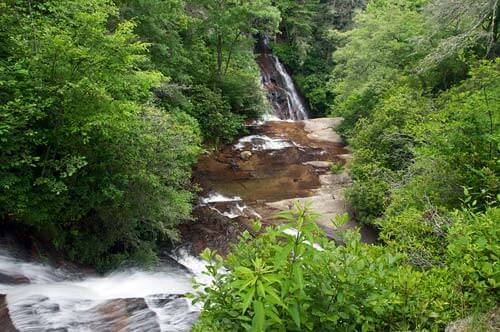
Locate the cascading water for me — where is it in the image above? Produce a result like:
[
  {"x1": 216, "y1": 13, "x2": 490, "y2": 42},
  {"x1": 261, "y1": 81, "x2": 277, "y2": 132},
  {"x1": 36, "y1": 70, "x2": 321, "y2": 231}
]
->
[
  {"x1": 0, "y1": 242, "x2": 206, "y2": 331},
  {"x1": 256, "y1": 36, "x2": 309, "y2": 121}
]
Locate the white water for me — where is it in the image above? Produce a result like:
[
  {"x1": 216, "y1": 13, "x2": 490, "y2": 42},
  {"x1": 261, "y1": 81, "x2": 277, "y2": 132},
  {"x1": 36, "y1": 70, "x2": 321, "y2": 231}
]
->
[
  {"x1": 200, "y1": 192, "x2": 242, "y2": 204},
  {"x1": 273, "y1": 57, "x2": 309, "y2": 121},
  {"x1": 233, "y1": 134, "x2": 300, "y2": 151},
  {"x1": 282, "y1": 228, "x2": 325, "y2": 252},
  {"x1": 0, "y1": 245, "x2": 207, "y2": 331},
  {"x1": 199, "y1": 192, "x2": 262, "y2": 220},
  {"x1": 257, "y1": 36, "x2": 309, "y2": 121}
]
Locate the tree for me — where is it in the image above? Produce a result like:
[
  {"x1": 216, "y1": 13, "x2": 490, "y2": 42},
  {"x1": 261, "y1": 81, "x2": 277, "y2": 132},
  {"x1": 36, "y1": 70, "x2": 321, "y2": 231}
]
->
[
  {"x1": 330, "y1": 0, "x2": 430, "y2": 130},
  {"x1": 192, "y1": 0, "x2": 280, "y2": 84},
  {"x1": 421, "y1": 0, "x2": 500, "y2": 69},
  {"x1": 117, "y1": 0, "x2": 278, "y2": 144},
  {"x1": 0, "y1": 0, "x2": 200, "y2": 270}
]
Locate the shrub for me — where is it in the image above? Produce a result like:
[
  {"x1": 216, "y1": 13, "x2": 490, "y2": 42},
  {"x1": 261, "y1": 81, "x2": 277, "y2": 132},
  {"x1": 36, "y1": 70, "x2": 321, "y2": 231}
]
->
[
  {"x1": 447, "y1": 207, "x2": 500, "y2": 308},
  {"x1": 0, "y1": 0, "x2": 201, "y2": 271},
  {"x1": 192, "y1": 205, "x2": 466, "y2": 331},
  {"x1": 186, "y1": 85, "x2": 245, "y2": 145},
  {"x1": 330, "y1": 161, "x2": 344, "y2": 174}
]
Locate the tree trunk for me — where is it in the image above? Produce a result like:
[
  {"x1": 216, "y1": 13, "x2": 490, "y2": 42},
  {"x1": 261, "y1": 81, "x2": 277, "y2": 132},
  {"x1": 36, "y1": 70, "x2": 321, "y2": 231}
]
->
[
  {"x1": 216, "y1": 34, "x2": 223, "y2": 83},
  {"x1": 223, "y1": 32, "x2": 242, "y2": 76},
  {"x1": 487, "y1": 0, "x2": 500, "y2": 59}
]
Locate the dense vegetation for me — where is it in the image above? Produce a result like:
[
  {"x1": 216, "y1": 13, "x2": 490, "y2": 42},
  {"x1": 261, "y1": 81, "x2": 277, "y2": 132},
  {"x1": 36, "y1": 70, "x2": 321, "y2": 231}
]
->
[
  {"x1": 271, "y1": 0, "x2": 367, "y2": 116},
  {"x1": 0, "y1": 0, "x2": 498, "y2": 329},
  {"x1": 193, "y1": 0, "x2": 499, "y2": 330},
  {"x1": 0, "y1": 0, "x2": 279, "y2": 270},
  {"x1": 194, "y1": 205, "x2": 498, "y2": 331}
]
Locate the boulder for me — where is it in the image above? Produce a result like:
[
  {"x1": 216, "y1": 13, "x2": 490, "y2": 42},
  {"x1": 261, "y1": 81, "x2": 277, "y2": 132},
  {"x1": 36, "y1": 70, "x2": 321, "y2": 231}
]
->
[
  {"x1": 91, "y1": 298, "x2": 161, "y2": 332},
  {"x1": 240, "y1": 150, "x2": 252, "y2": 160},
  {"x1": 0, "y1": 272, "x2": 30, "y2": 285},
  {"x1": 446, "y1": 307, "x2": 499, "y2": 332},
  {"x1": 303, "y1": 161, "x2": 333, "y2": 168}
]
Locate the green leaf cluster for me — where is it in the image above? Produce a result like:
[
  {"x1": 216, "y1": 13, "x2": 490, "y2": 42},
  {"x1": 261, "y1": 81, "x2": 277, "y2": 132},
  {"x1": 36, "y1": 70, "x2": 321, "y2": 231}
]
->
[
  {"x1": 118, "y1": 0, "x2": 280, "y2": 144},
  {"x1": 193, "y1": 205, "x2": 499, "y2": 330}
]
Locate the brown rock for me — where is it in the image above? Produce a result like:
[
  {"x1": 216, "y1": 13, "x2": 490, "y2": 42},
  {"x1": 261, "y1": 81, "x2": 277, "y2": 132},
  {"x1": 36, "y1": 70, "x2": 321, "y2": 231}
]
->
[
  {"x1": 0, "y1": 294, "x2": 18, "y2": 332},
  {"x1": 91, "y1": 298, "x2": 160, "y2": 332},
  {"x1": 0, "y1": 272, "x2": 30, "y2": 285}
]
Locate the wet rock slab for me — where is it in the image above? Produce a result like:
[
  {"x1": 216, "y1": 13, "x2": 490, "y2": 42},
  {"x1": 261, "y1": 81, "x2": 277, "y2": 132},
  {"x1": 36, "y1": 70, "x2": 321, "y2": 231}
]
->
[
  {"x1": 0, "y1": 273, "x2": 30, "y2": 285},
  {"x1": 187, "y1": 118, "x2": 377, "y2": 253},
  {"x1": 1, "y1": 293, "x2": 197, "y2": 332},
  {"x1": 93, "y1": 298, "x2": 161, "y2": 331},
  {"x1": 193, "y1": 119, "x2": 348, "y2": 202}
]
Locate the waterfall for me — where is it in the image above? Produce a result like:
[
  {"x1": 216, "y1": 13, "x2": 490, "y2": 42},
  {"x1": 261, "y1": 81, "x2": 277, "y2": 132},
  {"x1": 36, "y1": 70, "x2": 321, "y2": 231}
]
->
[
  {"x1": 256, "y1": 37, "x2": 309, "y2": 121},
  {"x1": 272, "y1": 57, "x2": 309, "y2": 120}
]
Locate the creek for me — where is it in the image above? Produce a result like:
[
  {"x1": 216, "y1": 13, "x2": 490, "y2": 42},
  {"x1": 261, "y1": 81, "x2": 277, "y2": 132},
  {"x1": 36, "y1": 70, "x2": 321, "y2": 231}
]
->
[{"x1": 0, "y1": 39, "x2": 373, "y2": 331}]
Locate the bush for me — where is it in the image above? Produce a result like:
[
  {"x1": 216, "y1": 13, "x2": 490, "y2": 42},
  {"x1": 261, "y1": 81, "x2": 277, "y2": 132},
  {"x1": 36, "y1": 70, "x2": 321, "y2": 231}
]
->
[
  {"x1": 192, "y1": 205, "x2": 467, "y2": 331},
  {"x1": 346, "y1": 163, "x2": 391, "y2": 225},
  {"x1": 447, "y1": 208, "x2": 500, "y2": 308},
  {"x1": 220, "y1": 69, "x2": 269, "y2": 121},
  {"x1": 186, "y1": 85, "x2": 245, "y2": 145},
  {"x1": 329, "y1": 161, "x2": 344, "y2": 174},
  {"x1": 378, "y1": 207, "x2": 451, "y2": 268}
]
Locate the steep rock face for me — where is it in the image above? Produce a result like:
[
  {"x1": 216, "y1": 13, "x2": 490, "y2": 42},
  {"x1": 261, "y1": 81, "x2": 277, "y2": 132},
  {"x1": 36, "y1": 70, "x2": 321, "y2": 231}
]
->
[{"x1": 255, "y1": 37, "x2": 309, "y2": 121}]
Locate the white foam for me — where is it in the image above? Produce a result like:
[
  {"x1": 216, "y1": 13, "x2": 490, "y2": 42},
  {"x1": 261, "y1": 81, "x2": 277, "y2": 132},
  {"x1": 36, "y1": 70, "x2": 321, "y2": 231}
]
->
[
  {"x1": 172, "y1": 249, "x2": 211, "y2": 287},
  {"x1": 0, "y1": 245, "x2": 203, "y2": 331},
  {"x1": 233, "y1": 135, "x2": 298, "y2": 151},
  {"x1": 200, "y1": 193, "x2": 242, "y2": 204},
  {"x1": 273, "y1": 57, "x2": 309, "y2": 120}
]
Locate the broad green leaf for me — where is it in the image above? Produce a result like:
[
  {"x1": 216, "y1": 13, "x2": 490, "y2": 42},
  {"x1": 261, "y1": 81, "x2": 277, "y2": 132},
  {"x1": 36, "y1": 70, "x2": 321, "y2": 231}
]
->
[{"x1": 252, "y1": 300, "x2": 265, "y2": 332}]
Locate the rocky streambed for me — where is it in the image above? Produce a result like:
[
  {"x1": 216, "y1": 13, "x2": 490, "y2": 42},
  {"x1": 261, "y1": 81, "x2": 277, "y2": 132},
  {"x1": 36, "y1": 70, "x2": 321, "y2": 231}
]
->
[
  {"x1": 0, "y1": 37, "x2": 376, "y2": 331},
  {"x1": 183, "y1": 117, "x2": 377, "y2": 255},
  {"x1": 0, "y1": 239, "x2": 205, "y2": 332}
]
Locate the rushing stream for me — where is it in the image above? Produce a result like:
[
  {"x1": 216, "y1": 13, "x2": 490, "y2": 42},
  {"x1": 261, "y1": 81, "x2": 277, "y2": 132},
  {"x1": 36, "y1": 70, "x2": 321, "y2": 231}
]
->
[
  {"x1": 0, "y1": 40, "x2": 362, "y2": 331},
  {"x1": 0, "y1": 240, "x2": 205, "y2": 331}
]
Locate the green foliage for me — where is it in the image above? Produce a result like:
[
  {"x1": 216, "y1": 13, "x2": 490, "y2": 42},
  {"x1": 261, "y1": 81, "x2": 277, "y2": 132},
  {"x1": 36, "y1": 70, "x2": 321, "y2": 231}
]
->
[
  {"x1": 346, "y1": 169, "x2": 390, "y2": 224},
  {"x1": 447, "y1": 208, "x2": 500, "y2": 308},
  {"x1": 319, "y1": 1, "x2": 500, "y2": 326},
  {"x1": 331, "y1": 0, "x2": 432, "y2": 131},
  {"x1": 0, "y1": 0, "x2": 200, "y2": 270},
  {"x1": 186, "y1": 85, "x2": 245, "y2": 145},
  {"x1": 329, "y1": 161, "x2": 344, "y2": 174},
  {"x1": 193, "y1": 205, "x2": 499, "y2": 330},
  {"x1": 423, "y1": 60, "x2": 500, "y2": 209},
  {"x1": 349, "y1": 85, "x2": 430, "y2": 171},
  {"x1": 271, "y1": 0, "x2": 366, "y2": 116},
  {"x1": 332, "y1": 0, "x2": 499, "y2": 232},
  {"x1": 118, "y1": 0, "x2": 279, "y2": 144},
  {"x1": 378, "y1": 207, "x2": 451, "y2": 268}
]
